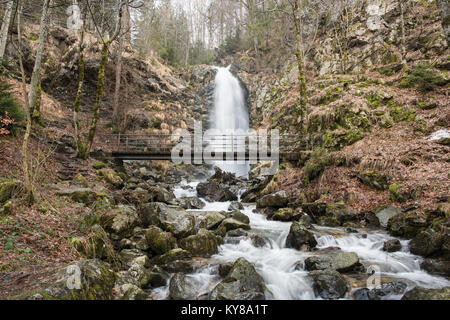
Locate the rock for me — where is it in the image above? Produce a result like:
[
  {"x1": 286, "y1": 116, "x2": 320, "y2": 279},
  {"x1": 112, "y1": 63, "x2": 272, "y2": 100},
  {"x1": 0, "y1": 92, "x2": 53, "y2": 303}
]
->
[
  {"x1": 114, "y1": 284, "x2": 150, "y2": 300},
  {"x1": 145, "y1": 226, "x2": 177, "y2": 255},
  {"x1": 218, "y1": 218, "x2": 251, "y2": 233},
  {"x1": 149, "y1": 186, "x2": 176, "y2": 204},
  {"x1": 0, "y1": 180, "x2": 23, "y2": 204},
  {"x1": 119, "y1": 249, "x2": 148, "y2": 268},
  {"x1": 177, "y1": 197, "x2": 205, "y2": 210},
  {"x1": 150, "y1": 248, "x2": 192, "y2": 265},
  {"x1": 93, "y1": 161, "x2": 105, "y2": 170},
  {"x1": 301, "y1": 202, "x2": 327, "y2": 219},
  {"x1": 101, "y1": 205, "x2": 139, "y2": 240},
  {"x1": 272, "y1": 208, "x2": 295, "y2": 221},
  {"x1": 98, "y1": 168, "x2": 124, "y2": 189},
  {"x1": 256, "y1": 191, "x2": 288, "y2": 209},
  {"x1": 401, "y1": 287, "x2": 450, "y2": 300},
  {"x1": 72, "y1": 173, "x2": 89, "y2": 188},
  {"x1": 357, "y1": 170, "x2": 389, "y2": 190},
  {"x1": 285, "y1": 221, "x2": 317, "y2": 251},
  {"x1": 179, "y1": 229, "x2": 219, "y2": 257},
  {"x1": 160, "y1": 260, "x2": 195, "y2": 274},
  {"x1": 205, "y1": 212, "x2": 226, "y2": 230},
  {"x1": 169, "y1": 273, "x2": 203, "y2": 300},
  {"x1": 241, "y1": 176, "x2": 272, "y2": 203},
  {"x1": 40, "y1": 259, "x2": 116, "y2": 300},
  {"x1": 387, "y1": 213, "x2": 427, "y2": 238},
  {"x1": 376, "y1": 206, "x2": 402, "y2": 228},
  {"x1": 231, "y1": 210, "x2": 250, "y2": 224},
  {"x1": 115, "y1": 263, "x2": 152, "y2": 289},
  {"x1": 139, "y1": 202, "x2": 168, "y2": 226},
  {"x1": 309, "y1": 270, "x2": 348, "y2": 300},
  {"x1": 383, "y1": 239, "x2": 402, "y2": 252},
  {"x1": 226, "y1": 228, "x2": 249, "y2": 237},
  {"x1": 218, "y1": 263, "x2": 234, "y2": 277},
  {"x1": 353, "y1": 282, "x2": 407, "y2": 300},
  {"x1": 196, "y1": 182, "x2": 237, "y2": 202},
  {"x1": 305, "y1": 251, "x2": 360, "y2": 273},
  {"x1": 147, "y1": 266, "x2": 170, "y2": 288},
  {"x1": 318, "y1": 216, "x2": 341, "y2": 227},
  {"x1": 250, "y1": 234, "x2": 271, "y2": 248},
  {"x1": 57, "y1": 187, "x2": 111, "y2": 206},
  {"x1": 228, "y1": 201, "x2": 244, "y2": 211},
  {"x1": 209, "y1": 167, "x2": 239, "y2": 184},
  {"x1": 210, "y1": 258, "x2": 265, "y2": 300},
  {"x1": 409, "y1": 228, "x2": 445, "y2": 257},
  {"x1": 421, "y1": 259, "x2": 450, "y2": 277}
]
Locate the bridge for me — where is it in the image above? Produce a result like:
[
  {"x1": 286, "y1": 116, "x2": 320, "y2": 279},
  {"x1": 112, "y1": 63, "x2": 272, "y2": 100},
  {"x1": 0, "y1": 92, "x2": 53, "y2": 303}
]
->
[{"x1": 97, "y1": 133, "x2": 323, "y2": 162}]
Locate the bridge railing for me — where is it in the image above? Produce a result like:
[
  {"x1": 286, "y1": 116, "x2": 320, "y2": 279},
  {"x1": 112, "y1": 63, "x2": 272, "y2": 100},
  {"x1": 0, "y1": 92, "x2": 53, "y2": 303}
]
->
[{"x1": 96, "y1": 133, "x2": 324, "y2": 155}]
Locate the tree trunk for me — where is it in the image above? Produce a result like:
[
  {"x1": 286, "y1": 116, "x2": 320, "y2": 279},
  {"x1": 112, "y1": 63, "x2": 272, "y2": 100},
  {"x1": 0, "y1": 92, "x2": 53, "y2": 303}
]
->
[
  {"x1": 16, "y1": 1, "x2": 34, "y2": 205},
  {"x1": 0, "y1": 0, "x2": 14, "y2": 62},
  {"x1": 399, "y1": 0, "x2": 407, "y2": 66},
  {"x1": 28, "y1": 0, "x2": 52, "y2": 125},
  {"x1": 292, "y1": 0, "x2": 308, "y2": 125}
]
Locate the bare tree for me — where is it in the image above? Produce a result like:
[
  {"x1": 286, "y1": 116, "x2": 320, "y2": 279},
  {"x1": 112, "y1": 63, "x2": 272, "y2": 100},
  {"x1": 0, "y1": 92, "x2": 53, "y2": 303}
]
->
[{"x1": 0, "y1": 0, "x2": 14, "y2": 62}]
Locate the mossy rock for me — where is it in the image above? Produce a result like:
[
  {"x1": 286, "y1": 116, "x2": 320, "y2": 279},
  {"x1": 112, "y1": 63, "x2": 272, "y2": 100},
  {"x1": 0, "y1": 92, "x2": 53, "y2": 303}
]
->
[
  {"x1": 358, "y1": 170, "x2": 389, "y2": 190},
  {"x1": 318, "y1": 216, "x2": 341, "y2": 227},
  {"x1": 145, "y1": 226, "x2": 176, "y2": 255},
  {"x1": 93, "y1": 161, "x2": 106, "y2": 170},
  {"x1": 0, "y1": 180, "x2": 23, "y2": 204},
  {"x1": 272, "y1": 208, "x2": 295, "y2": 222},
  {"x1": 179, "y1": 229, "x2": 219, "y2": 257},
  {"x1": 436, "y1": 137, "x2": 450, "y2": 146},
  {"x1": 98, "y1": 169, "x2": 124, "y2": 189},
  {"x1": 1, "y1": 200, "x2": 12, "y2": 215},
  {"x1": 57, "y1": 188, "x2": 112, "y2": 206},
  {"x1": 72, "y1": 173, "x2": 89, "y2": 188}
]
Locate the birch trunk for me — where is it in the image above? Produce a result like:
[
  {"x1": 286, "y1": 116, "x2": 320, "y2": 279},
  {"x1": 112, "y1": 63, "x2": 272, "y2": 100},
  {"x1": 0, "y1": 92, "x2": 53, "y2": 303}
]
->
[{"x1": 0, "y1": 0, "x2": 13, "y2": 62}]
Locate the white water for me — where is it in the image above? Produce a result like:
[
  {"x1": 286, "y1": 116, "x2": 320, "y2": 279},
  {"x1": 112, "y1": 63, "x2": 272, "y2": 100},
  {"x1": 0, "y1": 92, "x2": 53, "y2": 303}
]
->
[{"x1": 209, "y1": 66, "x2": 250, "y2": 178}]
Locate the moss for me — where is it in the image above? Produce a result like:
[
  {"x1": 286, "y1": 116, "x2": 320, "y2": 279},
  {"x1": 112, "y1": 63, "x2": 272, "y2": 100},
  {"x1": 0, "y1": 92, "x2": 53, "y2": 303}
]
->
[
  {"x1": 388, "y1": 100, "x2": 416, "y2": 123},
  {"x1": 400, "y1": 63, "x2": 449, "y2": 92},
  {"x1": 93, "y1": 161, "x2": 105, "y2": 170},
  {"x1": 358, "y1": 170, "x2": 390, "y2": 190},
  {"x1": 0, "y1": 180, "x2": 23, "y2": 204},
  {"x1": 319, "y1": 86, "x2": 343, "y2": 105},
  {"x1": 302, "y1": 148, "x2": 334, "y2": 183},
  {"x1": 416, "y1": 100, "x2": 437, "y2": 110},
  {"x1": 378, "y1": 63, "x2": 402, "y2": 76},
  {"x1": 318, "y1": 216, "x2": 341, "y2": 227}
]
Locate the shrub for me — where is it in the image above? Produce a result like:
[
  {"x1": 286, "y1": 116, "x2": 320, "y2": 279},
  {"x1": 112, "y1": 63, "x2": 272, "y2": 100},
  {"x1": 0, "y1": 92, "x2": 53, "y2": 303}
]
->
[
  {"x1": 400, "y1": 64, "x2": 448, "y2": 92},
  {"x1": 302, "y1": 148, "x2": 333, "y2": 183},
  {"x1": 0, "y1": 77, "x2": 24, "y2": 123}
]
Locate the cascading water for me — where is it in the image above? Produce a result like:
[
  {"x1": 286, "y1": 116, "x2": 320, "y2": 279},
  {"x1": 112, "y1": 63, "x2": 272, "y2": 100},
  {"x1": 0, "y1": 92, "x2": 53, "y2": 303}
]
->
[{"x1": 209, "y1": 66, "x2": 250, "y2": 178}]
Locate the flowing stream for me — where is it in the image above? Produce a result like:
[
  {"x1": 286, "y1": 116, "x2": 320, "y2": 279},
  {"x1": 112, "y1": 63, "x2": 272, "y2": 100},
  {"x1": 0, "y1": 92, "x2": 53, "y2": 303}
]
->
[{"x1": 151, "y1": 66, "x2": 450, "y2": 300}]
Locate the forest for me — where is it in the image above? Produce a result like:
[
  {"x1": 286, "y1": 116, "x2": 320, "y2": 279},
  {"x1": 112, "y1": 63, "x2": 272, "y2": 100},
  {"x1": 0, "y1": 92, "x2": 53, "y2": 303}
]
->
[{"x1": 0, "y1": 0, "x2": 449, "y2": 303}]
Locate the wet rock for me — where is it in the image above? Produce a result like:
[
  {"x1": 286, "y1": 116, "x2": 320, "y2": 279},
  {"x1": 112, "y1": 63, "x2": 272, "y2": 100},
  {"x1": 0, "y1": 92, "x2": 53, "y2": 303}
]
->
[
  {"x1": 119, "y1": 249, "x2": 148, "y2": 268},
  {"x1": 376, "y1": 206, "x2": 402, "y2": 228},
  {"x1": 421, "y1": 259, "x2": 450, "y2": 277},
  {"x1": 160, "y1": 260, "x2": 195, "y2": 274},
  {"x1": 383, "y1": 239, "x2": 402, "y2": 252},
  {"x1": 231, "y1": 211, "x2": 250, "y2": 224},
  {"x1": 250, "y1": 234, "x2": 271, "y2": 248},
  {"x1": 179, "y1": 229, "x2": 219, "y2": 257},
  {"x1": 309, "y1": 270, "x2": 348, "y2": 300},
  {"x1": 40, "y1": 259, "x2": 116, "y2": 300},
  {"x1": 305, "y1": 251, "x2": 360, "y2": 273},
  {"x1": 218, "y1": 218, "x2": 251, "y2": 233},
  {"x1": 145, "y1": 226, "x2": 177, "y2": 255},
  {"x1": 210, "y1": 258, "x2": 265, "y2": 300},
  {"x1": 401, "y1": 287, "x2": 450, "y2": 300},
  {"x1": 169, "y1": 273, "x2": 203, "y2": 300},
  {"x1": 409, "y1": 228, "x2": 445, "y2": 257},
  {"x1": 256, "y1": 191, "x2": 289, "y2": 209},
  {"x1": 209, "y1": 167, "x2": 239, "y2": 184},
  {"x1": 301, "y1": 202, "x2": 327, "y2": 219},
  {"x1": 285, "y1": 221, "x2": 317, "y2": 251},
  {"x1": 318, "y1": 216, "x2": 341, "y2": 227},
  {"x1": 272, "y1": 208, "x2": 295, "y2": 222},
  {"x1": 101, "y1": 205, "x2": 139, "y2": 240},
  {"x1": 387, "y1": 213, "x2": 428, "y2": 238},
  {"x1": 218, "y1": 262, "x2": 234, "y2": 277},
  {"x1": 205, "y1": 212, "x2": 226, "y2": 230},
  {"x1": 228, "y1": 201, "x2": 244, "y2": 211},
  {"x1": 177, "y1": 197, "x2": 205, "y2": 210},
  {"x1": 226, "y1": 228, "x2": 249, "y2": 237},
  {"x1": 196, "y1": 182, "x2": 237, "y2": 202},
  {"x1": 353, "y1": 282, "x2": 407, "y2": 300}
]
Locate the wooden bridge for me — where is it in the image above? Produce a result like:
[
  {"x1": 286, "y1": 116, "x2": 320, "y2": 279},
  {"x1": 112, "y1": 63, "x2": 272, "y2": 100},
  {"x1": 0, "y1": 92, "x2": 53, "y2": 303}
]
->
[{"x1": 97, "y1": 133, "x2": 323, "y2": 162}]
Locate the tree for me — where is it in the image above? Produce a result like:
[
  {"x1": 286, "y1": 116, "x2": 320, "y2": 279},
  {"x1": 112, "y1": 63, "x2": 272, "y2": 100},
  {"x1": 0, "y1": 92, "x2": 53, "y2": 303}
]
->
[
  {"x1": 399, "y1": 0, "x2": 407, "y2": 67},
  {"x1": 28, "y1": 0, "x2": 52, "y2": 125},
  {"x1": 0, "y1": 0, "x2": 14, "y2": 62}
]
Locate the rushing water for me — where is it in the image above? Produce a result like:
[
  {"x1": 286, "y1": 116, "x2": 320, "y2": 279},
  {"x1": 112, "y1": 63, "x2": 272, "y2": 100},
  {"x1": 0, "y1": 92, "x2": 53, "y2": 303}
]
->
[{"x1": 209, "y1": 66, "x2": 250, "y2": 178}]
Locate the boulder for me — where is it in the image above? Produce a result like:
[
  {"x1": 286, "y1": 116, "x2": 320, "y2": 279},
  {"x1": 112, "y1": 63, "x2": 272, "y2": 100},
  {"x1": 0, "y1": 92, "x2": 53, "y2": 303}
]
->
[
  {"x1": 217, "y1": 218, "x2": 251, "y2": 233},
  {"x1": 118, "y1": 249, "x2": 148, "y2": 268},
  {"x1": 256, "y1": 191, "x2": 289, "y2": 209},
  {"x1": 149, "y1": 186, "x2": 176, "y2": 204},
  {"x1": 353, "y1": 282, "x2": 407, "y2": 300},
  {"x1": 228, "y1": 201, "x2": 244, "y2": 211},
  {"x1": 409, "y1": 228, "x2": 445, "y2": 257},
  {"x1": 177, "y1": 197, "x2": 205, "y2": 210},
  {"x1": 421, "y1": 259, "x2": 450, "y2": 277},
  {"x1": 305, "y1": 251, "x2": 360, "y2": 273},
  {"x1": 145, "y1": 226, "x2": 177, "y2": 255},
  {"x1": 383, "y1": 239, "x2": 402, "y2": 252},
  {"x1": 196, "y1": 182, "x2": 237, "y2": 202},
  {"x1": 169, "y1": 273, "x2": 203, "y2": 300},
  {"x1": 401, "y1": 286, "x2": 450, "y2": 300},
  {"x1": 39, "y1": 259, "x2": 116, "y2": 300},
  {"x1": 272, "y1": 208, "x2": 295, "y2": 222},
  {"x1": 179, "y1": 229, "x2": 219, "y2": 257},
  {"x1": 208, "y1": 167, "x2": 239, "y2": 184},
  {"x1": 98, "y1": 168, "x2": 124, "y2": 189},
  {"x1": 114, "y1": 284, "x2": 150, "y2": 300},
  {"x1": 210, "y1": 258, "x2": 265, "y2": 300},
  {"x1": 150, "y1": 248, "x2": 192, "y2": 265},
  {"x1": 231, "y1": 211, "x2": 250, "y2": 224},
  {"x1": 285, "y1": 221, "x2": 317, "y2": 251},
  {"x1": 0, "y1": 180, "x2": 23, "y2": 204},
  {"x1": 57, "y1": 187, "x2": 111, "y2": 206},
  {"x1": 205, "y1": 212, "x2": 226, "y2": 230},
  {"x1": 72, "y1": 174, "x2": 89, "y2": 188},
  {"x1": 115, "y1": 263, "x2": 152, "y2": 289},
  {"x1": 376, "y1": 206, "x2": 402, "y2": 228},
  {"x1": 101, "y1": 205, "x2": 139, "y2": 239},
  {"x1": 309, "y1": 270, "x2": 348, "y2": 300}
]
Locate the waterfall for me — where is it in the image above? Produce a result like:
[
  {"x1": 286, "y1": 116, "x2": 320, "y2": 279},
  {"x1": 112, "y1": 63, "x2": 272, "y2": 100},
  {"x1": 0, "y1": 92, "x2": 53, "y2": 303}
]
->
[{"x1": 210, "y1": 65, "x2": 250, "y2": 178}]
